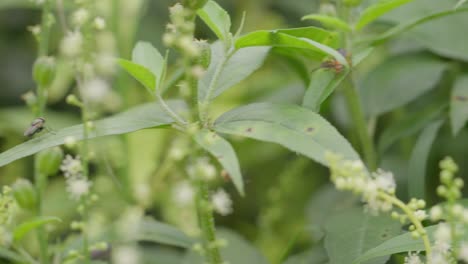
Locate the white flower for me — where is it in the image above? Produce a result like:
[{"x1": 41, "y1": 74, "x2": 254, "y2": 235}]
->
[
  {"x1": 72, "y1": 8, "x2": 89, "y2": 26},
  {"x1": 60, "y1": 31, "x2": 83, "y2": 57},
  {"x1": 433, "y1": 223, "x2": 451, "y2": 254},
  {"x1": 459, "y1": 242, "x2": 468, "y2": 262},
  {"x1": 430, "y1": 251, "x2": 448, "y2": 264},
  {"x1": 112, "y1": 246, "x2": 140, "y2": 264},
  {"x1": 374, "y1": 169, "x2": 396, "y2": 193},
  {"x1": 414, "y1": 210, "x2": 427, "y2": 221},
  {"x1": 404, "y1": 252, "x2": 422, "y2": 264},
  {"x1": 430, "y1": 206, "x2": 443, "y2": 221},
  {"x1": 93, "y1": 17, "x2": 106, "y2": 30},
  {"x1": 81, "y1": 78, "x2": 110, "y2": 103},
  {"x1": 60, "y1": 155, "x2": 82, "y2": 178},
  {"x1": 172, "y1": 181, "x2": 194, "y2": 206},
  {"x1": 66, "y1": 177, "x2": 91, "y2": 200},
  {"x1": 211, "y1": 189, "x2": 233, "y2": 216}
]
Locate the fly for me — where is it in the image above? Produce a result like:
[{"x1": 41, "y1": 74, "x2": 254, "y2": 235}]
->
[{"x1": 24, "y1": 117, "x2": 46, "y2": 137}]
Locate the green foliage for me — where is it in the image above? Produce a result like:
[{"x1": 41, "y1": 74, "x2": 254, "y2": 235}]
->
[
  {"x1": 213, "y1": 103, "x2": 360, "y2": 165},
  {"x1": 324, "y1": 208, "x2": 401, "y2": 264},
  {"x1": 302, "y1": 69, "x2": 348, "y2": 112},
  {"x1": 0, "y1": 101, "x2": 184, "y2": 167},
  {"x1": 198, "y1": 42, "x2": 270, "y2": 102},
  {"x1": 450, "y1": 75, "x2": 468, "y2": 135},
  {"x1": 355, "y1": 0, "x2": 415, "y2": 30},
  {"x1": 302, "y1": 14, "x2": 351, "y2": 32},
  {"x1": 137, "y1": 218, "x2": 195, "y2": 248},
  {"x1": 361, "y1": 54, "x2": 447, "y2": 117},
  {"x1": 194, "y1": 129, "x2": 244, "y2": 195},
  {"x1": 408, "y1": 120, "x2": 444, "y2": 199},
  {"x1": 13, "y1": 216, "x2": 61, "y2": 241},
  {"x1": 197, "y1": 0, "x2": 231, "y2": 42}
]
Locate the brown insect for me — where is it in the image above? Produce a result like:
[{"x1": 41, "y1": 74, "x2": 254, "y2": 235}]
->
[
  {"x1": 24, "y1": 117, "x2": 46, "y2": 137},
  {"x1": 221, "y1": 170, "x2": 231, "y2": 182},
  {"x1": 321, "y1": 48, "x2": 352, "y2": 74}
]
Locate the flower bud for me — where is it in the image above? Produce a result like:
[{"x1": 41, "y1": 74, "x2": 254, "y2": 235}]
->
[
  {"x1": 33, "y1": 56, "x2": 56, "y2": 87},
  {"x1": 66, "y1": 94, "x2": 83, "y2": 108},
  {"x1": 37, "y1": 147, "x2": 64, "y2": 176},
  {"x1": 12, "y1": 179, "x2": 37, "y2": 211}
]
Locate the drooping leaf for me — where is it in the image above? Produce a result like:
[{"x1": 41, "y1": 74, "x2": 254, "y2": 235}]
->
[
  {"x1": 378, "y1": 103, "x2": 446, "y2": 154},
  {"x1": 361, "y1": 8, "x2": 468, "y2": 46},
  {"x1": 194, "y1": 129, "x2": 244, "y2": 195},
  {"x1": 352, "y1": 224, "x2": 465, "y2": 263},
  {"x1": 324, "y1": 208, "x2": 401, "y2": 264},
  {"x1": 408, "y1": 120, "x2": 444, "y2": 199},
  {"x1": 197, "y1": 0, "x2": 231, "y2": 41},
  {"x1": 118, "y1": 59, "x2": 156, "y2": 93},
  {"x1": 450, "y1": 75, "x2": 468, "y2": 136},
  {"x1": 361, "y1": 54, "x2": 446, "y2": 117},
  {"x1": 355, "y1": 0, "x2": 415, "y2": 30},
  {"x1": 302, "y1": 14, "x2": 352, "y2": 32},
  {"x1": 0, "y1": 101, "x2": 185, "y2": 167},
  {"x1": 198, "y1": 42, "x2": 270, "y2": 102},
  {"x1": 132, "y1": 41, "x2": 165, "y2": 85},
  {"x1": 302, "y1": 68, "x2": 348, "y2": 112},
  {"x1": 382, "y1": 0, "x2": 468, "y2": 62},
  {"x1": 137, "y1": 218, "x2": 195, "y2": 248},
  {"x1": 235, "y1": 27, "x2": 339, "y2": 61},
  {"x1": 213, "y1": 103, "x2": 360, "y2": 166},
  {"x1": 182, "y1": 228, "x2": 269, "y2": 264},
  {"x1": 13, "y1": 216, "x2": 61, "y2": 241}
]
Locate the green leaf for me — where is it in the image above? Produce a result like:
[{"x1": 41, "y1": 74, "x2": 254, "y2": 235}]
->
[
  {"x1": 302, "y1": 68, "x2": 348, "y2": 112},
  {"x1": 355, "y1": 0, "x2": 415, "y2": 30},
  {"x1": 408, "y1": 120, "x2": 443, "y2": 199},
  {"x1": 118, "y1": 59, "x2": 156, "y2": 93},
  {"x1": 361, "y1": 54, "x2": 446, "y2": 117},
  {"x1": 198, "y1": 42, "x2": 270, "y2": 102},
  {"x1": 13, "y1": 216, "x2": 61, "y2": 241},
  {"x1": 283, "y1": 246, "x2": 328, "y2": 264},
  {"x1": 378, "y1": 103, "x2": 446, "y2": 154},
  {"x1": 197, "y1": 0, "x2": 231, "y2": 41},
  {"x1": 302, "y1": 14, "x2": 352, "y2": 32},
  {"x1": 182, "y1": 228, "x2": 269, "y2": 264},
  {"x1": 382, "y1": 0, "x2": 468, "y2": 62},
  {"x1": 0, "y1": 101, "x2": 185, "y2": 167},
  {"x1": 324, "y1": 208, "x2": 401, "y2": 264},
  {"x1": 450, "y1": 75, "x2": 468, "y2": 136},
  {"x1": 132, "y1": 42, "x2": 165, "y2": 83},
  {"x1": 213, "y1": 103, "x2": 360, "y2": 166},
  {"x1": 361, "y1": 8, "x2": 468, "y2": 45},
  {"x1": 353, "y1": 224, "x2": 459, "y2": 263},
  {"x1": 194, "y1": 129, "x2": 244, "y2": 195},
  {"x1": 0, "y1": 247, "x2": 26, "y2": 263},
  {"x1": 235, "y1": 27, "x2": 339, "y2": 61},
  {"x1": 137, "y1": 218, "x2": 195, "y2": 248}
]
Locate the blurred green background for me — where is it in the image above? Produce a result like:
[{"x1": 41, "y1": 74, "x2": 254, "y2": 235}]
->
[{"x1": 1, "y1": 0, "x2": 468, "y2": 263}]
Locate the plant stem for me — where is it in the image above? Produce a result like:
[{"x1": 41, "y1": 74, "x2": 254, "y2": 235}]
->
[
  {"x1": 195, "y1": 179, "x2": 223, "y2": 264},
  {"x1": 342, "y1": 77, "x2": 377, "y2": 171},
  {"x1": 33, "y1": 2, "x2": 53, "y2": 263},
  {"x1": 379, "y1": 192, "x2": 432, "y2": 259},
  {"x1": 155, "y1": 92, "x2": 187, "y2": 125}
]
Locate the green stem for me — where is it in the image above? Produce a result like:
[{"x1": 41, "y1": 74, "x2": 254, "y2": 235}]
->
[
  {"x1": 342, "y1": 77, "x2": 377, "y2": 171},
  {"x1": 33, "y1": 2, "x2": 53, "y2": 263},
  {"x1": 379, "y1": 192, "x2": 432, "y2": 259},
  {"x1": 155, "y1": 93, "x2": 187, "y2": 125},
  {"x1": 195, "y1": 180, "x2": 223, "y2": 264},
  {"x1": 38, "y1": 1, "x2": 51, "y2": 57}
]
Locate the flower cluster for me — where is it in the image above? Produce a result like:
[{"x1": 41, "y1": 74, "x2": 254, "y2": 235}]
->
[
  {"x1": 163, "y1": 4, "x2": 200, "y2": 58},
  {"x1": 186, "y1": 157, "x2": 217, "y2": 181},
  {"x1": 326, "y1": 152, "x2": 396, "y2": 214},
  {"x1": 60, "y1": 155, "x2": 92, "y2": 200},
  {"x1": 211, "y1": 189, "x2": 233, "y2": 216}
]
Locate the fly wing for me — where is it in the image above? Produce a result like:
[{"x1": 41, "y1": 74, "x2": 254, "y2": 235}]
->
[{"x1": 24, "y1": 125, "x2": 39, "y2": 137}]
